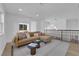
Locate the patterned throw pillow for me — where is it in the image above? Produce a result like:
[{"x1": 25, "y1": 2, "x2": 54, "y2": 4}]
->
[{"x1": 18, "y1": 32, "x2": 27, "y2": 40}]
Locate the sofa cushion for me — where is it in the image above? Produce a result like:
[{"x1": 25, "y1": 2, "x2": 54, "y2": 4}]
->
[
  {"x1": 29, "y1": 32, "x2": 34, "y2": 37},
  {"x1": 18, "y1": 32, "x2": 27, "y2": 40},
  {"x1": 25, "y1": 33, "x2": 30, "y2": 39},
  {"x1": 34, "y1": 33, "x2": 39, "y2": 37},
  {"x1": 34, "y1": 32, "x2": 44, "y2": 36},
  {"x1": 40, "y1": 36, "x2": 51, "y2": 42}
]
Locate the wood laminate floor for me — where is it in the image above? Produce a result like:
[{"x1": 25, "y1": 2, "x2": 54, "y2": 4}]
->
[
  {"x1": 66, "y1": 42, "x2": 79, "y2": 56},
  {"x1": 2, "y1": 40, "x2": 79, "y2": 56},
  {"x1": 2, "y1": 42, "x2": 13, "y2": 56}
]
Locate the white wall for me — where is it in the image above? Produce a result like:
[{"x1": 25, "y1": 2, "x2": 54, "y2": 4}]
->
[
  {"x1": 66, "y1": 19, "x2": 79, "y2": 40},
  {"x1": 0, "y1": 4, "x2": 6, "y2": 55},
  {"x1": 47, "y1": 18, "x2": 66, "y2": 30},
  {"x1": 0, "y1": 35, "x2": 6, "y2": 55},
  {"x1": 39, "y1": 18, "x2": 66, "y2": 32},
  {"x1": 5, "y1": 13, "x2": 37, "y2": 42},
  {"x1": 38, "y1": 16, "x2": 79, "y2": 42},
  {"x1": 30, "y1": 21, "x2": 37, "y2": 32},
  {"x1": 66, "y1": 19, "x2": 79, "y2": 30}
]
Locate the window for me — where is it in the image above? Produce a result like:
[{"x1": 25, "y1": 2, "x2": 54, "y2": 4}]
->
[
  {"x1": 0, "y1": 12, "x2": 4, "y2": 35},
  {"x1": 19, "y1": 23, "x2": 29, "y2": 31},
  {"x1": 19, "y1": 24, "x2": 27, "y2": 30}
]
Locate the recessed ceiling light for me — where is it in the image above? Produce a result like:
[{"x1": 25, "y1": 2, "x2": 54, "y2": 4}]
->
[
  {"x1": 18, "y1": 8, "x2": 23, "y2": 11},
  {"x1": 36, "y1": 14, "x2": 39, "y2": 16}
]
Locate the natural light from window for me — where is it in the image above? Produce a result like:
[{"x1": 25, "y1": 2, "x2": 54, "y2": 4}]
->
[
  {"x1": 0, "y1": 12, "x2": 4, "y2": 35},
  {"x1": 46, "y1": 24, "x2": 58, "y2": 30}
]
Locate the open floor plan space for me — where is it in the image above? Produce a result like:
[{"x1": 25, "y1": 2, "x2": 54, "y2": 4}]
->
[{"x1": 0, "y1": 3, "x2": 79, "y2": 56}]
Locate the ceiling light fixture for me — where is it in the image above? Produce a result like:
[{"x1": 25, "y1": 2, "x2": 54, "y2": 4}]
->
[
  {"x1": 18, "y1": 8, "x2": 23, "y2": 11},
  {"x1": 40, "y1": 3, "x2": 45, "y2": 6}
]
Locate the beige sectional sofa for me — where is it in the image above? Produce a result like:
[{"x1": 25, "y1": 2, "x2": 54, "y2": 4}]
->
[
  {"x1": 13, "y1": 31, "x2": 52, "y2": 47},
  {"x1": 40, "y1": 36, "x2": 52, "y2": 43}
]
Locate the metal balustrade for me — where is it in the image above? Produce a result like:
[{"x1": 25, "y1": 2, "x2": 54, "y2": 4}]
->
[{"x1": 45, "y1": 30, "x2": 79, "y2": 43}]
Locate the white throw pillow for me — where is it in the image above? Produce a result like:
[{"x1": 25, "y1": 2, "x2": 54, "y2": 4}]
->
[
  {"x1": 34, "y1": 33, "x2": 39, "y2": 37},
  {"x1": 26, "y1": 33, "x2": 30, "y2": 39}
]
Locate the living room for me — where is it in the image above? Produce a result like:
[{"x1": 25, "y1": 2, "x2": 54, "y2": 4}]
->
[{"x1": 0, "y1": 3, "x2": 79, "y2": 56}]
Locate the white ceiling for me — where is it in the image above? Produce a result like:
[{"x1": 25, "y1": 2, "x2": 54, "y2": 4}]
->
[{"x1": 2, "y1": 3, "x2": 79, "y2": 20}]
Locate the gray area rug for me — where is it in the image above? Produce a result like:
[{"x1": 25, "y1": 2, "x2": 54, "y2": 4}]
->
[{"x1": 13, "y1": 39, "x2": 69, "y2": 56}]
